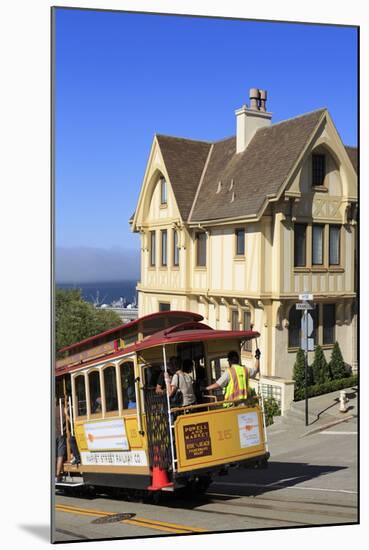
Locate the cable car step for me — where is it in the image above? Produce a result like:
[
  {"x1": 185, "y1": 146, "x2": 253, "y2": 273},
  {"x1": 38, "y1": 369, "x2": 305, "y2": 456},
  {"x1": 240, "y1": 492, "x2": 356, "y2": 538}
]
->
[
  {"x1": 55, "y1": 478, "x2": 85, "y2": 487},
  {"x1": 161, "y1": 483, "x2": 186, "y2": 492}
]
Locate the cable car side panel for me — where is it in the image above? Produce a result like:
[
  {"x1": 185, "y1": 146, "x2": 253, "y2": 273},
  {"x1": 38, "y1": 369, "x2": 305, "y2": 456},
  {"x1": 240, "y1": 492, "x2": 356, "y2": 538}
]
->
[{"x1": 174, "y1": 405, "x2": 266, "y2": 473}]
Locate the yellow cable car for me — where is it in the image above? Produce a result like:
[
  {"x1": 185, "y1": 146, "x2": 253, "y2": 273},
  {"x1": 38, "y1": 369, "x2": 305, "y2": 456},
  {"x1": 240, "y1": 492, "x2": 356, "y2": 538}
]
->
[{"x1": 55, "y1": 311, "x2": 269, "y2": 495}]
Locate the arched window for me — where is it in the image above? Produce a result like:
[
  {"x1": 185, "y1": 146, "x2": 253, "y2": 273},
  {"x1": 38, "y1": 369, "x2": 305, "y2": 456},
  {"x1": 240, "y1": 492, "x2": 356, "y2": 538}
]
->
[
  {"x1": 75, "y1": 375, "x2": 87, "y2": 416},
  {"x1": 103, "y1": 366, "x2": 118, "y2": 412},
  {"x1": 288, "y1": 307, "x2": 302, "y2": 348},
  {"x1": 89, "y1": 371, "x2": 101, "y2": 414},
  {"x1": 120, "y1": 362, "x2": 136, "y2": 409}
]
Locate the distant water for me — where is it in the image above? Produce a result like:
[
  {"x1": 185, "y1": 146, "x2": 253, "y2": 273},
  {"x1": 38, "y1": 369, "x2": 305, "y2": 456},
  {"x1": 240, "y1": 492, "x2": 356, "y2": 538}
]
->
[{"x1": 56, "y1": 281, "x2": 138, "y2": 306}]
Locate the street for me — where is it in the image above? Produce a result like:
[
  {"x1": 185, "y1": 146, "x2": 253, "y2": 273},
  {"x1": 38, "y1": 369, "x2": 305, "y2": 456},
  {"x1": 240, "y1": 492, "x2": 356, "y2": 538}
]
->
[{"x1": 54, "y1": 411, "x2": 358, "y2": 542}]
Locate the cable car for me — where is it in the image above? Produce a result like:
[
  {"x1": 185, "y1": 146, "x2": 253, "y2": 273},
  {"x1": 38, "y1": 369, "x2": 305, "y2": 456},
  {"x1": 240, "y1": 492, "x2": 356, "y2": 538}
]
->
[{"x1": 55, "y1": 311, "x2": 269, "y2": 495}]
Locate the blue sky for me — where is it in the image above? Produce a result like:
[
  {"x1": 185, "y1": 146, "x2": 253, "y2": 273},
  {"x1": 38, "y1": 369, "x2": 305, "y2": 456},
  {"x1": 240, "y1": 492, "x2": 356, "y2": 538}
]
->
[{"x1": 55, "y1": 8, "x2": 357, "y2": 281}]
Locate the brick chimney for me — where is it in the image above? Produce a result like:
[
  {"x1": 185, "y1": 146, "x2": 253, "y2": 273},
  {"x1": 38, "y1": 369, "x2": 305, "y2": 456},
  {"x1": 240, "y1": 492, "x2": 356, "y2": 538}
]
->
[{"x1": 235, "y1": 88, "x2": 272, "y2": 153}]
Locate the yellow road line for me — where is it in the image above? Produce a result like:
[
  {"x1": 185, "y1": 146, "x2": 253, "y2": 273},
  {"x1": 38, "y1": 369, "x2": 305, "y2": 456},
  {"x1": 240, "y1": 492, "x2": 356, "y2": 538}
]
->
[
  {"x1": 123, "y1": 519, "x2": 189, "y2": 534},
  {"x1": 133, "y1": 516, "x2": 207, "y2": 533},
  {"x1": 56, "y1": 504, "x2": 108, "y2": 516},
  {"x1": 55, "y1": 504, "x2": 207, "y2": 534},
  {"x1": 56, "y1": 506, "x2": 107, "y2": 518}
]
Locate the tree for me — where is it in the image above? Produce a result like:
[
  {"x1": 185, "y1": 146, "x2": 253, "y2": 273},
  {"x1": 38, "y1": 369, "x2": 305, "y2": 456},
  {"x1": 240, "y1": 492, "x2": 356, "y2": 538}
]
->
[
  {"x1": 55, "y1": 289, "x2": 122, "y2": 352},
  {"x1": 292, "y1": 348, "x2": 306, "y2": 392},
  {"x1": 311, "y1": 345, "x2": 330, "y2": 385},
  {"x1": 329, "y1": 341, "x2": 347, "y2": 380}
]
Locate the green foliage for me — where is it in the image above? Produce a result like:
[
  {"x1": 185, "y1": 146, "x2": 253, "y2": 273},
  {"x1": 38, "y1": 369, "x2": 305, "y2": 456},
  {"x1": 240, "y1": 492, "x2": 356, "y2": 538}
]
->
[
  {"x1": 292, "y1": 348, "x2": 306, "y2": 391},
  {"x1": 293, "y1": 348, "x2": 314, "y2": 398},
  {"x1": 263, "y1": 398, "x2": 281, "y2": 426},
  {"x1": 311, "y1": 345, "x2": 330, "y2": 385},
  {"x1": 55, "y1": 289, "x2": 122, "y2": 352},
  {"x1": 329, "y1": 341, "x2": 347, "y2": 380},
  {"x1": 294, "y1": 375, "x2": 357, "y2": 401}
]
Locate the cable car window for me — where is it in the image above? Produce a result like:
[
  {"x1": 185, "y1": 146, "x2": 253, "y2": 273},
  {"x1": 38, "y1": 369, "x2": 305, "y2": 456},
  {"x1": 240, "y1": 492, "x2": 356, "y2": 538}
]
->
[
  {"x1": 104, "y1": 366, "x2": 118, "y2": 412},
  {"x1": 89, "y1": 371, "x2": 101, "y2": 413},
  {"x1": 143, "y1": 364, "x2": 161, "y2": 388},
  {"x1": 177, "y1": 342, "x2": 204, "y2": 364},
  {"x1": 75, "y1": 375, "x2": 87, "y2": 416},
  {"x1": 120, "y1": 362, "x2": 136, "y2": 409}
]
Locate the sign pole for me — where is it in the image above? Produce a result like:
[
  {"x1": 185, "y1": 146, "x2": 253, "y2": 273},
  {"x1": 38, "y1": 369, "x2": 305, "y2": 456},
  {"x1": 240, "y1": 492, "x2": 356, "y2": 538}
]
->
[{"x1": 304, "y1": 310, "x2": 309, "y2": 426}]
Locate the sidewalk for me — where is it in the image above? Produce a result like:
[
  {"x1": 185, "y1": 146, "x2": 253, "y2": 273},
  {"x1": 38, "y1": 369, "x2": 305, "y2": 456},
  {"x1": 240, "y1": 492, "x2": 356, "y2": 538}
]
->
[{"x1": 267, "y1": 384, "x2": 358, "y2": 438}]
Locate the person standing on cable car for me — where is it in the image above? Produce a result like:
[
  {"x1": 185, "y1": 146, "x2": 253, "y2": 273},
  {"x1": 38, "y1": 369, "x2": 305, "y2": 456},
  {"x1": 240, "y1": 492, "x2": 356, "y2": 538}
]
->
[
  {"x1": 55, "y1": 398, "x2": 66, "y2": 483},
  {"x1": 205, "y1": 348, "x2": 261, "y2": 404}
]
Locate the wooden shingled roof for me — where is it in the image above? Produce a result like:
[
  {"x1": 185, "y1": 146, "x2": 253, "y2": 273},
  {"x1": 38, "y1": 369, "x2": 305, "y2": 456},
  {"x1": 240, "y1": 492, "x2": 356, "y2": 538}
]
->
[
  {"x1": 155, "y1": 135, "x2": 212, "y2": 220},
  {"x1": 345, "y1": 146, "x2": 358, "y2": 173},
  {"x1": 190, "y1": 109, "x2": 326, "y2": 221},
  {"x1": 151, "y1": 109, "x2": 357, "y2": 223}
]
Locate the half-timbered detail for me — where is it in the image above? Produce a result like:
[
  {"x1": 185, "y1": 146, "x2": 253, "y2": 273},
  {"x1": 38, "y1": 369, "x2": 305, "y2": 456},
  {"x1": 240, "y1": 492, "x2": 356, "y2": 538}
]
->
[{"x1": 131, "y1": 89, "x2": 357, "y2": 411}]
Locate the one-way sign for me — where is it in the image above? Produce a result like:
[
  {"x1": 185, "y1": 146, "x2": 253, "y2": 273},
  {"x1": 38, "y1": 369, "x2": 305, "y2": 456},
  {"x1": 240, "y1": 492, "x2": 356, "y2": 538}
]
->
[{"x1": 296, "y1": 302, "x2": 315, "y2": 310}]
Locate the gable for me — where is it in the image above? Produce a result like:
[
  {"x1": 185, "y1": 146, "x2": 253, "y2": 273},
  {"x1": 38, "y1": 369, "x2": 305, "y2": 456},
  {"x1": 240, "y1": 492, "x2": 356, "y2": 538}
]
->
[
  {"x1": 286, "y1": 112, "x2": 357, "y2": 202},
  {"x1": 156, "y1": 135, "x2": 212, "y2": 220}
]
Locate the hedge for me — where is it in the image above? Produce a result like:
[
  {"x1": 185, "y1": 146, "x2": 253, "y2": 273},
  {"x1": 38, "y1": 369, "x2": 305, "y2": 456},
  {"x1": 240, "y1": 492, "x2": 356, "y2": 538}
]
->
[{"x1": 294, "y1": 375, "x2": 358, "y2": 401}]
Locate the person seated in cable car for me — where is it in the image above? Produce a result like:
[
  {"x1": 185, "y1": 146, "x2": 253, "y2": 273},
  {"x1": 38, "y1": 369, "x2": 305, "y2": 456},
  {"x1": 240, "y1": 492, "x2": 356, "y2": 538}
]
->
[
  {"x1": 127, "y1": 384, "x2": 137, "y2": 409},
  {"x1": 93, "y1": 396, "x2": 102, "y2": 413}
]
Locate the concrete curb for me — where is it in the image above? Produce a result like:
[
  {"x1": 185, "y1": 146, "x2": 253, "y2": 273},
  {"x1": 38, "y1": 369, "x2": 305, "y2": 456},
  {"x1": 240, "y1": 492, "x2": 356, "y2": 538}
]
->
[{"x1": 300, "y1": 414, "x2": 356, "y2": 437}]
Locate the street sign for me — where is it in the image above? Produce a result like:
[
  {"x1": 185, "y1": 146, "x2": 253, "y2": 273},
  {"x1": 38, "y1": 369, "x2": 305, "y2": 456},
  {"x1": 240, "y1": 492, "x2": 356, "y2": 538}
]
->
[
  {"x1": 302, "y1": 312, "x2": 314, "y2": 337},
  {"x1": 302, "y1": 337, "x2": 314, "y2": 352},
  {"x1": 299, "y1": 293, "x2": 314, "y2": 301},
  {"x1": 296, "y1": 302, "x2": 314, "y2": 310}
]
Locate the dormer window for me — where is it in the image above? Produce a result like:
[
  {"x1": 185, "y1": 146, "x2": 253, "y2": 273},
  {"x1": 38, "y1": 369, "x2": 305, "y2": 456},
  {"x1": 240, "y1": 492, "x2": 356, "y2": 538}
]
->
[
  {"x1": 312, "y1": 154, "x2": 326, "y2": 187},
  {"x1": 160, "y1": 178, "x2": 167, "y2": 205}
]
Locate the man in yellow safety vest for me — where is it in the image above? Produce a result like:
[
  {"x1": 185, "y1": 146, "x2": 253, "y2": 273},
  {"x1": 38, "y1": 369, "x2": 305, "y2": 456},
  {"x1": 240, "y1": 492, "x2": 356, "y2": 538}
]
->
[{"x1": 205, "y1": 349, "x2": 260, "y2": 404}]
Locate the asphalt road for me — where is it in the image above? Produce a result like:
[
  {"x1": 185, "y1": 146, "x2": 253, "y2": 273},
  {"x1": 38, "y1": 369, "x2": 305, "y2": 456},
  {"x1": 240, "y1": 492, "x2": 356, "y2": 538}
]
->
[{"x1": 53, "y1": 416, "x2": 358, "y2": 542}]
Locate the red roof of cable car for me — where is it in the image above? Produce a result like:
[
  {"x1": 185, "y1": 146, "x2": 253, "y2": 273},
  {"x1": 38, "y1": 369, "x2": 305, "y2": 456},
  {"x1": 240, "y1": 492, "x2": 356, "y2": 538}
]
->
[
  {"x1": 55, "y1": 321, "x2": 260, "y2": 377},
  {"x1": 58, "y1": 310, "x2": 203, "y2": 353},
  {"x1": 133, "y1": 327, "x2": 260, "y2": 353}
]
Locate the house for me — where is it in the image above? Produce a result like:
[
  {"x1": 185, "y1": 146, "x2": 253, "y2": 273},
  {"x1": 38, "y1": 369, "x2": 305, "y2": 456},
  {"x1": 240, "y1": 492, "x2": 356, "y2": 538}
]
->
[{"x1": 131, "y1": 88, "x2": 357, "y2": 412}]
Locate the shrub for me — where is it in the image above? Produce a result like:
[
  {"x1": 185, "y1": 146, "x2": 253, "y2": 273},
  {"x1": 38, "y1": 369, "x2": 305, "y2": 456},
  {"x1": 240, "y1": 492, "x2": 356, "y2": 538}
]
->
[
  {"x1": 329, "y1": 342, "x2": 347, "y2": 380},
  {"x1": 263, "y1": 398, "x2": 281, "y2": 426},
  {"x1": 311, "y1": 345, "x2": 330, "y2": 385},
  {"x1": 292, "y1": 348, "x2": 306, "y2": 392},
  {"x1": 294, "y1": 375, "x2": 358, "y2": 401}
]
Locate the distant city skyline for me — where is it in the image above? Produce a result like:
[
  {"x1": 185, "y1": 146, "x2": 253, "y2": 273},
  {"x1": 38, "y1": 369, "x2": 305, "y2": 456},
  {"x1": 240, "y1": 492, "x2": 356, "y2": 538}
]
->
[{"x1": 55, "y1": 8, "x2": 357, "y2": 281}]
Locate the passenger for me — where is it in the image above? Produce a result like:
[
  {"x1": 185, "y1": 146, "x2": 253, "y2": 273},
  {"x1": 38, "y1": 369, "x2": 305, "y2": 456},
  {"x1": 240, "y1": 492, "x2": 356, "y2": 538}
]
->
[
  {"x1": 167, "y1": 358, "x2": 196, "y2": 407},
  {"x1": 155, "y1": 356, "x2": 177, "y2": 395},
  {"x1": 205, "y1": 349, "x2": 261, "y2": 405},
  {"x1": 127, "y1": 384, "x2": 137, "y2": 409},
  {"x1": 93, "y1": 396, "x2": 102, "y2": 413},
  {"x1": 55, "y1": 398, "x2": 66, "y2": 483},
  {"x1": 194, "y1": 363, "x2": 207, "y2": 403},
  {"x1": 64, "y1": 403, "x2": 81, "y2": 465}
]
